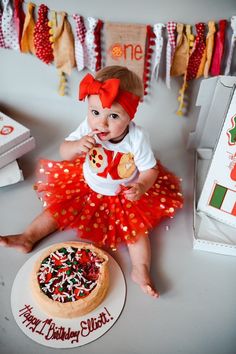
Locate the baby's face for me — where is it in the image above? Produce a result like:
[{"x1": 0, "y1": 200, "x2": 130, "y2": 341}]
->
[{"x1": 87, "y1": 95, "x2": 130, "y2": 142}]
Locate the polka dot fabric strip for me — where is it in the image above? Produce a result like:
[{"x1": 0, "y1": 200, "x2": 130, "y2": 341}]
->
[
  {"x1": 0, "y1": 10, "x2": 7, "y2": 48},
  {"x1": 1, "y1": 0, "x2": 19, "y2": 50},
  {"x1": 186, "y1": 23, "x2": 206, "y2": 81},
  {"x1": 34, "y1": 4, "x2": 54, "y2": 64}
]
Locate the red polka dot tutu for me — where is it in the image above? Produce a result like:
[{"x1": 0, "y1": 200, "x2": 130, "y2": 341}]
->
[{"x1": 34, "y1": 157, "x2": 183, "y2": 250}]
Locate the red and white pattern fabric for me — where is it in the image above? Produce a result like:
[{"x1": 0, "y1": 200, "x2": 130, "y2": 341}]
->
[
  {"x1": 1, "y1": 0, "x2": 19, "y2": 50},
  {"x1": 84, "y1": 17, "x2": 99, "y2": 72},
  {"x1": 34, "y1": 4, "x2": 54, "y2": 64},
  {"x1": 166, "y1": 22, "x2": 176, "y2": 89},
  {"x1": 13, "y1": 0, "x2": 25, "y2": 46},
  {"x1": 73, "y1": 14, "x2": 86, "y2": 71},
  {"x1": 143, "y1": 25, "x2": 155, "y2": 95},
  {"x1": 73, "y1": 16, "x2": 102, "y2": 73},
  {"x1": 152, "y1": 23, "x2": 165, "y2": 80},
  {"x1": 186, "y1": 22, "x2": 206, "y2": 81},
  {"x1": 94, "y1": 19, "x2": 103, "y2": 72},
  {"x1": 0, "y1": 10, "x2": 7, "y2": 48}
]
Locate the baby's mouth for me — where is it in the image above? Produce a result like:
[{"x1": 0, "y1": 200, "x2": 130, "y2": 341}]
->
[{"x1": 97, "y1": 132, "x2": 109, "y2": 140}]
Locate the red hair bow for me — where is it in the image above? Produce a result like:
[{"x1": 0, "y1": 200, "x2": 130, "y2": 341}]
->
[
  {"x1": 79, "y1": 73, "x2": 120, "y2": 108},
  {"x1": 79, "y1": 73, "x2": 140, "y2": 119}
]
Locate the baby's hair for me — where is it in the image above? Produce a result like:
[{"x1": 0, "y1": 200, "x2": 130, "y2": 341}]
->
[{"x1": 95, "y1": 65, "x2": 144, "y2": 99}]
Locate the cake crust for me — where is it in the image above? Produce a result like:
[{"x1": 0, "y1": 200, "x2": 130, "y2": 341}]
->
[{"x1": 31, "y1": 242, "x2": 109, "y2": 318}]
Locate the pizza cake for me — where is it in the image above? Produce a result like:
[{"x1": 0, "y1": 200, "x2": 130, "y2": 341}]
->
[{"x1": 31, "y1": 242, "x2": 109, "y2": 318}]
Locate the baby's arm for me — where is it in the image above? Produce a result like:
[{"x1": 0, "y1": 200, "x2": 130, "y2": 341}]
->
[
  {"x1": 60, "y1": 130, "x2": 99, "y2": 161},
  {"x1": 123, "y1": 165, "x2": 159, "y2": 201}
]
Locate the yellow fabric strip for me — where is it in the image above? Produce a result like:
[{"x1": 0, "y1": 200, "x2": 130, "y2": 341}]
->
[{"x1": 20, "y1": 2, "x2": 36, "y2": 54}]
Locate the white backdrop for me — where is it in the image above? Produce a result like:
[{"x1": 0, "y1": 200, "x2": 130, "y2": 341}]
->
[{"x1": 0, "y1": 0, "x2": 235, "y2": 168}]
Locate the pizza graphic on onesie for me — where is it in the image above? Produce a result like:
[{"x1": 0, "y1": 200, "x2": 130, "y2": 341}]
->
[
  {"x1": 117, "y1": 153, "x2": 136, "y2": 179},
  {"x1": 31, "y1": 242, "x2": 109, "y2": 318},
  {"x1": 88, "y1": 145, "x2": 108, "y2": 173},
  {"x1": 88, "y1": 145, "x2": 136, "y2": 180}
]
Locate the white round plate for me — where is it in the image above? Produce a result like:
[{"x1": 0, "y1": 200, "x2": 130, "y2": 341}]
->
[{"x1": 11, "y1": 246, "x2": 126, "y2": 348}]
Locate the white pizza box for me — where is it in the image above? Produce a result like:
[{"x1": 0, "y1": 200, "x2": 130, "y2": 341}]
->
[
  {"x1": 0, "y1": 111, "x2": 31, "y2": 154},
  {"x1": 0, "y1": 160, "x2": 24, "y2": 187},
  {"x1": 193, "y1": 149, "x2": 236, "y2": 256},
  {"x1": 188, "y1": 75, "x2": 236, "y2": 256},
  {"x1": 0, "y1": 136, "x2": 35, "y2": 169},
  {"x1": 197, "y1": 88, "x2": 236, "y2": 227}
]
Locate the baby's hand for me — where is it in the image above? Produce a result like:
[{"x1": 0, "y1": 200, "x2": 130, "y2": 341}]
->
[
  {"x1": 77, "y1": 130, "x2": 100, "y2": 154},
  {"x1": 122, "y1": 183, "x2": 145, "y2": 201}
]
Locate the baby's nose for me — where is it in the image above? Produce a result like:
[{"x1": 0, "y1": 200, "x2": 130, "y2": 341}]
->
[{"x1": 98, "y1": 117, "x2": 108, "y2": 130}]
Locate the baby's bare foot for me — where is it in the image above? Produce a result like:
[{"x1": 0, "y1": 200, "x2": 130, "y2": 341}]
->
[
  {"x1": 0, "y1": 235, "x2": 33, "y2": 253},
  {"x1": 131, "y1": 264, "x2": 159, "y2": 298}
]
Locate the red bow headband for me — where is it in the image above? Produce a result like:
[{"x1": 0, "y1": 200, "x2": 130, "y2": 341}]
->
[{"x1": 79, "y1": 73, "x2": 140, "y2": 119}]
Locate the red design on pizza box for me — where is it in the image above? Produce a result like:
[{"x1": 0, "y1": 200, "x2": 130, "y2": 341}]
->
[
  {"x1": 230, "y1": 163, "x2": 236, "y2": 181},
  {"x1": 0, "y1": 112, "x2": 33, "y2": 159},
  {"x1": 227, "y1": 114, "x2": 236, "y2": 146},
  {"x1": 0, "y1": 125, "x2": 14, "y2": 135}
]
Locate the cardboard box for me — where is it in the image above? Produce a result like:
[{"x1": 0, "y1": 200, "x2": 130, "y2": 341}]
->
[
  {"x1": 0, "y1": 136, "x2": 35, "y2": 169},
  {"x1": 197, "y1": 88, "x2": 236, "y2": 227},
  {"x1": 0, "y1": 112, "x2": 35, "y2": 168},
  {"x1": 194, "y1": 149, "x2": 236, "y2": 256},
  {"x1": 0, "y1": 112, "x2": 31, "y2": 154},
  {"x1": 0, "y1": 160, "x2": 23, "y2": 187},
  {"x1": 188, "y1": 76, "x2": 236, "y2": 256}
]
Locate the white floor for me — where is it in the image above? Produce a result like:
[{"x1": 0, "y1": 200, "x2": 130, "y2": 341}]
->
[{"x1": 0, "y1": 146, "x2": 236, "y2": 354}]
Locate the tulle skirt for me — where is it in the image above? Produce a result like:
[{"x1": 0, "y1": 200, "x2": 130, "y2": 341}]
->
[{"x1": 34, "y1": 157, "x2": 183, "y2": 250}]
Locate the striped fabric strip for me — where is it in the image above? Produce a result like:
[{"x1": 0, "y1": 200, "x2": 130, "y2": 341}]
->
[
  {"x1": 73, "y1": 14, "x2": 86, "y2": 71},
  {"x1": 224, "y1": 16, "x2": 236, "y2": 75}
]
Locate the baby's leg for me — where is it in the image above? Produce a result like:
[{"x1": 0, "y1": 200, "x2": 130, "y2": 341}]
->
[
  {"x1": 0, "y1": 210, "x2": 58, "y2": 253},
  {"x1": 127, "y1": 236, "x2": 159, "y2": 298}
]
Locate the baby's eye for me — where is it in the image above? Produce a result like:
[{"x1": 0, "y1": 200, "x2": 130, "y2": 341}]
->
[
  {"x1": 91, "y1": 110, "x2": 100, "y2": 116},
  {"x1": 109, "y1": 113, "x2": 119, "y2": 119}
]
